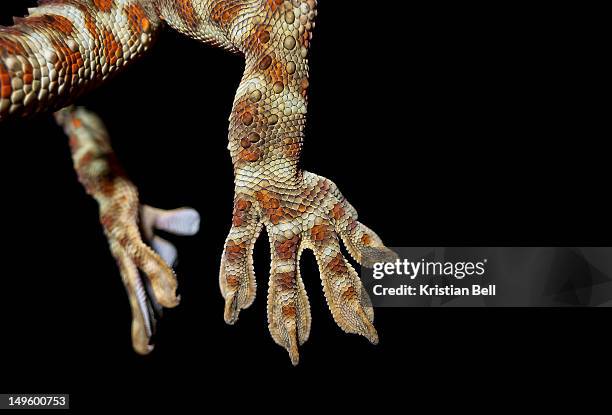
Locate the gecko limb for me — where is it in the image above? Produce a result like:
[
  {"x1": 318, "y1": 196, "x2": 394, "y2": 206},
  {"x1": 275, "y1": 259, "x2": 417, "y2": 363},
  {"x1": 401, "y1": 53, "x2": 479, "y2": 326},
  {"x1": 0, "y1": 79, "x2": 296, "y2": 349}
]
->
[
  {"x1": 205, "y1": 0, "x2": 397, "y2": 365},
  {"x1": 55, "y1": 106, "x2": 200, "y2": 354}
]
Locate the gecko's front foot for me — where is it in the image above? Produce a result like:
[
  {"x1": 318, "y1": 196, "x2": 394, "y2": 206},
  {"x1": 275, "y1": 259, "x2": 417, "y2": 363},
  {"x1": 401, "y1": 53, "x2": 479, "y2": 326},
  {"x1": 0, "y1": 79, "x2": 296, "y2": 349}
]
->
[{"x1": 220, "y1": 172, "x2": 396, "y2": 365}]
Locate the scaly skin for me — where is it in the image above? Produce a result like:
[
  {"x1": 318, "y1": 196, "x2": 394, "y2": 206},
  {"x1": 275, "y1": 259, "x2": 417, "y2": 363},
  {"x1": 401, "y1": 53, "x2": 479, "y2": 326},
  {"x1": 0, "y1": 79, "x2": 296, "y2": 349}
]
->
[{"x1": 1, "y1": 1, "x2": 396, "y2": 364}]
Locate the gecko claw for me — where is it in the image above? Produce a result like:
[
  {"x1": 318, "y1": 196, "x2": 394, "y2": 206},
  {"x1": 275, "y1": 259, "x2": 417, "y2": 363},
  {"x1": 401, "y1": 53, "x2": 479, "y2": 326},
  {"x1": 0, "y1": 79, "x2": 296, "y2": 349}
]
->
[
  {"x1": 223, "y1": 292, "x2": 240, "y2": 325},
  {"x1": 287, "y1": 326, "x2": 300, "y2": 366}
]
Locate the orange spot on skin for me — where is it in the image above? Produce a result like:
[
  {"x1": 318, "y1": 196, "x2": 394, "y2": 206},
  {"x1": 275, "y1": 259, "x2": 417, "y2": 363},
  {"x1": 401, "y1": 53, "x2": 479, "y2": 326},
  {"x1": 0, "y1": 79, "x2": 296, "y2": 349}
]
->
[
  {"x1": 236, "y1": 199, "x2": 252, "y2": 211},
  {"x1": 98, "y1": 179, "x2": 117, "y2": 197},
  {"x1": 226, "y1": 275, "x2": 239, "y2": 288},
  {"x1": 327, "y1": 253, "x2": 348, "y2": 274},
  {"x1": 281, "y1": 305, "x2": 297, "y2": 317},
  {"x1": 23, "y1": 64, "x2": 34, "y2": 83},
  {"x1": 361, "y1": 234, "x2": 372, "y2": 246},
  {"x1": 267, "y1": 207, "x2": 285, "y2": 224},
  {"x1": 235, "y1": 100, "x2": 253, "y2": 114},
  {"x1": 0, "y1": 85, "x2": 11, "y2": 99},
  {"x1": 255, "y1": 190, "x2": 286, "y2": 222},
  {"x1": 341, "y1": 286, "x2": 357, "y2": 302},
  {"x1": 93, "y1": 0, "x2": 114, "y2": 12},
  {"x1": 255, "y1": 191, "x2": 281, "y2": 219},
  {"x1": 331, "y1": 203, "x2": 345, "y2": 220},
  {"x1": 52, "y1": 42, "x2": 83, "y2": 78},
  {"x1": 232, "y1": 199, "x2": 252, "y2": 227},
  {"x1": 101, "y1": 30, "x2": 121, "y2": 66},
  {"x1": 225, "y1": 240, "x2": 245, "y2": 262},
  {"x1": 71, "y1": 118, "x2": 82, "y2": 128},
  {"x1": 125, "y1": 4, "x2": 148, "y2": 34},
  {"x1": 232, "y1": 216, "x2": 243, "y2": 227},
  {"x1": 0, "y1": 63, "x2": 11, "y2": 99},
  {"x1": 310, "y1": 224, "x2": 328, "y2": 242},
  {"x1": 77, "y1": 151, "x2": 94, "y2": 170},
  {"x1": 240, "y1": 148, "x2": 261, "y2": 162},
  {"x1": 275, "y1": 272, "x2": 295, "y2": 291},
  {"x1": 255, "y1": 190, "x2": 273, "y2": 208},
  {"x1": 275, "y1": 236, "x2": 300, "y2": 260}
]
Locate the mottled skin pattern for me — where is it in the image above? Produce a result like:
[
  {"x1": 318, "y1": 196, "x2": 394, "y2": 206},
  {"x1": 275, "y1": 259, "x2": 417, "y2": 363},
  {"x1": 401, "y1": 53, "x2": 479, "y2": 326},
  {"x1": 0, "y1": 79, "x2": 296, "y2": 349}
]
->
[{"x1": 1, "y1": 0, "x2": 396, "y2": 365}]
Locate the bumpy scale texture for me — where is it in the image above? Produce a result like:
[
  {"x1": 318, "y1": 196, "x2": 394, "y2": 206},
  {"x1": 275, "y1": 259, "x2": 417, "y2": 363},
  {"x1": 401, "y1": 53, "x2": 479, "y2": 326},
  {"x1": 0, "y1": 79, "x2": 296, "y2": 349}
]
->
[{"x1": 1, "y1": 0, "x2": 396, "y2": 365}]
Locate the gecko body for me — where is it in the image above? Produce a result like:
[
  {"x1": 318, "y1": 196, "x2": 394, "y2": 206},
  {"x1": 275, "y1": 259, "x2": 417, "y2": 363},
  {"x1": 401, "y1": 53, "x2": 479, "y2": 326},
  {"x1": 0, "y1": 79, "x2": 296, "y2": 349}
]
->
[{"x1": 1, "y1": 0, "x2": 395, "y2": 365}]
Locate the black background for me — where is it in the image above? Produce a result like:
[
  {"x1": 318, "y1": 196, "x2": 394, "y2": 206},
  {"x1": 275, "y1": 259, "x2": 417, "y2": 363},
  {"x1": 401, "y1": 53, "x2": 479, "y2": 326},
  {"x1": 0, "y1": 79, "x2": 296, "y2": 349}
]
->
[{"x1": 0, "y1": 1, "x2": 608, "y2": 410}]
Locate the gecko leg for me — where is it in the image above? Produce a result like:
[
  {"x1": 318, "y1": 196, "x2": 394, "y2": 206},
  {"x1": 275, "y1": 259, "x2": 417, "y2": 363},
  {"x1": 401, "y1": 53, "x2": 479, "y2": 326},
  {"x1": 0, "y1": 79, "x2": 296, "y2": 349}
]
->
[
  {"x1": 54, "y1": 106, "x2": 200, "y2": 354},
  {"x1": 202, "y1": 1, "x2": 397, "y2": 365}
]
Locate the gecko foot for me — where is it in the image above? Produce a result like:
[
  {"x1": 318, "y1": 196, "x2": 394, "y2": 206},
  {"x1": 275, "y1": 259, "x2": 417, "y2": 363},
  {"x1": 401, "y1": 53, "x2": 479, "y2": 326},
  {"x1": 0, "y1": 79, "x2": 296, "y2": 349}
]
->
[
  {"x1": 219, "y1": 172, "x2": 396, "y2": 365},
  {"x1": 106, "y1": 199, "x2": 200, "y2": 354}
]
